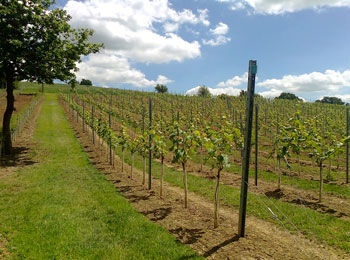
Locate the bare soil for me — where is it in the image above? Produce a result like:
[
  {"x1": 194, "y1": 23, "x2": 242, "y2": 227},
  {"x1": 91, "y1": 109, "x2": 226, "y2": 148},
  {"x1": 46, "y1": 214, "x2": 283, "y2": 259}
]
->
[{"x1": 64, "y1": 100, "x2": 348, "y2": 260}]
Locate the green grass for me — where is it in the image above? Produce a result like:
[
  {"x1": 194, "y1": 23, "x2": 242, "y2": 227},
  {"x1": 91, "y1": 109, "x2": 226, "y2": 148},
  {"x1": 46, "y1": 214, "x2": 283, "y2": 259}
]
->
[
  {"x1": 225, "y1": 162, "x2": 350, "y2": 197},
  {"x1": 115, "y1": 143, "x2": 350, "y2": 253},
  {"x1": 0, "y1": 94, "x2": 201, "y2": 260}
]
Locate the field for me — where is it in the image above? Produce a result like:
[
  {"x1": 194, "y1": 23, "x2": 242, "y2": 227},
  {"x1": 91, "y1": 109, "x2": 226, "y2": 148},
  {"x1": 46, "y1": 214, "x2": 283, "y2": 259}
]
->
[{"x1": 0, "y1": 82, "x2": 350, "y2": 259}]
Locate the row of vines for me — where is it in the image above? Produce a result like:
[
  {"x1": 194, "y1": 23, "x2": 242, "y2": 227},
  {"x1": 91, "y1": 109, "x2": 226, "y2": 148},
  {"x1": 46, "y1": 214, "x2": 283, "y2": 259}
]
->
[{"x1": 61, "y1": 88, "x2": 350, "y2": 228}]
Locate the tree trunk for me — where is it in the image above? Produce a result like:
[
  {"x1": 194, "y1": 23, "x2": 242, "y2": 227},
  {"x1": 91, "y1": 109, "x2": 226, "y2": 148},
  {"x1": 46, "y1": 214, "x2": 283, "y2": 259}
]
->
[
  {"x1": 214, "y1": 168, "x2": 222, "y2": 228},
  {"x1": 319, "y1": 163, "x2": 323, "y2": 202},
  {"x1": 160, "y1": 157, "x2": 164, "y2": 198},
  {"x1": 2, "y1": 74, "x2": 14, "y2": 155},
  {"x1": 182, "y1": 162, "x2": 188, "y2": 208},
  {"x1": 278, "y1": 157, "x2": 281, "y2": 190}
]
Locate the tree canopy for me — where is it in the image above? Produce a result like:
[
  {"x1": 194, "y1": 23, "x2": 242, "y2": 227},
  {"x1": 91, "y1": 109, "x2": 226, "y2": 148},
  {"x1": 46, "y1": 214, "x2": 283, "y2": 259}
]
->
[
  {"x1": 276, "y1": 92, "x2": 302, "y2": 101},
  {"x1": 155, "y1": 84, "x2": 168, "y2": 93},
  {"x1": 239, "y1": 90, "x2": 261, "y2": 98},
  {"x1": 198, "y1": 86, "x2": 211, "y2": 97},
  {"x1": 80, "y1": 79, "x2": 93, "y2": 86},
  {"x1": 316, "y1": 96, "x2": 344, "y2": 105},
  {"x1": 0, "y1": 0, "x2": 103, "y2": 154}
]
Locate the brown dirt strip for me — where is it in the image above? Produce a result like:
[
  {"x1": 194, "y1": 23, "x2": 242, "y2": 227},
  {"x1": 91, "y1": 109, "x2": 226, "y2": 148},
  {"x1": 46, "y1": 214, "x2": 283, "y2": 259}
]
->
[{"x1": 63, "y1": 99, "x2": 347, "y2": 260}]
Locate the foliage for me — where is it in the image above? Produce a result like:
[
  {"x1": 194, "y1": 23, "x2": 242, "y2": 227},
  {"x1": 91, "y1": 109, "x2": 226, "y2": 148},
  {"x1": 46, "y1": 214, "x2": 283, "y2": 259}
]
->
[
  {"x1": 155, "y1": 84, "x2": 168, "y2": 93},
  {"x1": 152, "y1": 121, "x2": 168, "y2": 161},
  {"x1": 239, "y1": 90, "x2": 261, "y2": 98},
  {"x1": 80, "y1": 79, "x2": 92, "y2": 86},
  {"x1": 0, "y1": 0, "x2": 103, "y2": 84},
  {"x1": 197, "y1": 86, "x2": 211, "y2": 97},
  {"x1": 316, "y1": 96, "x2": 344, "y2": 105},
  {"x1": 0, "y1": 0, "x2": 103, "y2": 154},
  {"x1": 276, "y1": 92, "x2": 302, "y2": 101},
  {"x1": 169, "y1": 121, "x2": 197, "y2": 165}
]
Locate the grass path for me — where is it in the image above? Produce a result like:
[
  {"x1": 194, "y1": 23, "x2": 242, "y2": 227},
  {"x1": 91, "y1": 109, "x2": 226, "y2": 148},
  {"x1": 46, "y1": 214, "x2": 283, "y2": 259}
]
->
[{"x1": 0, "y1": 94, "x2": 201, "y2": 259}]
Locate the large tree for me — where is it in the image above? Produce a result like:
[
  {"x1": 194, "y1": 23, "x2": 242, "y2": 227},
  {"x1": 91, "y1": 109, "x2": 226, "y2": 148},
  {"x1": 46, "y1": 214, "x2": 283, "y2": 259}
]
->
[
  {"x1": 155, "y1": 84, "x2": 168, "y2": 93},
  {"x1": 198, "y1": 86, "x2": 211, "y2": 97},
  {"x1": 0, "y1": 0, "x2": 103, "y2": 154},
  {"x1": 316, "y1": 96, "x2": 344, "y2": 105},
  {"x1": 80, "y1": 79, "x2": 92, "y2": 86},
  {"x1": 276, "y1": 92, "x2": 302, "y2": 101}
]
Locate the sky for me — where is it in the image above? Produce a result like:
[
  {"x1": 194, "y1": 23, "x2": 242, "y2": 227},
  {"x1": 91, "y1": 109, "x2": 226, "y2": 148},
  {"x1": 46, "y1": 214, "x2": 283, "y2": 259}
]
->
[{"x1": 54, "y1": 0, "x2": 350, "y2": 101}]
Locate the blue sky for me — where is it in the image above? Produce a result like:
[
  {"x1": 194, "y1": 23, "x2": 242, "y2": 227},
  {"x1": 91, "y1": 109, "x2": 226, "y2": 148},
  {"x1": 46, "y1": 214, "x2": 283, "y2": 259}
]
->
[{"x1": 57, "y1": 0, "x2": 350, "y2": 101}]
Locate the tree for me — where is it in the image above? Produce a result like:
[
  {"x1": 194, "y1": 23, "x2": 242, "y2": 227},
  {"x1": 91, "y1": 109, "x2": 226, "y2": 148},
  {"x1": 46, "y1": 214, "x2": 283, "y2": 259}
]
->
[
  {"x1": 155, "y1": 84, "x2": 168, "y2": 93},
  {"x1": 277, "y1": 92, "x2": 302, "y2": 101},
  {"x1": 307, "y1": 118, "x2": 346, "y2": 202},
  {"x1": 0, "y1": 77, "x2": 5, "y2": 89},
  {"x1": 204, "y1": 117, "x2": 241, "y2": 228},
  {"x1": 80, "y1": 79, "x2": 92, "y2": 86},
  {"x1": 169, "y1": 120, "x2": 198, "y2": 208},
  {"x1": 197, "y1": 86, "x2": 211, "y2": 97},
  {"x1": 316, "y1": 96, "x2": 344, "y2": 105},
  {"x1": 239, "y1": 90, "x2": 261, "y2": 98},
  {"x1": 0, "y1": 0, "x2": 103, "y2": 155}
]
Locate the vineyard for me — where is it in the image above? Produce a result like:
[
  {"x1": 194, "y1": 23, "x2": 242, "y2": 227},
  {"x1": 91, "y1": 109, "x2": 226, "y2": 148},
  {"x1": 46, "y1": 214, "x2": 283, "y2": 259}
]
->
[
  {"x1": 60, "y1": 86, "x2": 350, "y2": 257},
  {"x1": 0, "y1": 93, "x2": 42, "y2": 157}
]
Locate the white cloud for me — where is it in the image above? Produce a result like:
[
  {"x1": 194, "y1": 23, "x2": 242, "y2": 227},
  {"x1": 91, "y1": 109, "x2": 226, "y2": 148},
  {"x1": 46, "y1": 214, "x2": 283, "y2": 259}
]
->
[
  {"x1": 156, "y1": 75, "x2": 174, "y2": 85},
  {"x1": 210, "y1": 22, "x2": 229, "y2": 35},
  {"x1": 198, "y1": 9, "x2": 210, "y2": 26},
  {"x1": 217, "y1": 72, "x2": 248, "y2": 87},
  {"x1": 203, "y1": 22, "x2": 230, "y2": 46},
  {"x1": 65, "y1": 0, "x2": 202, "y2": 63},
  {"x1": 258, "y1": 89, "x2": 282, "y2": 98},
  {"x1": 335, "y1": 95, "x2": 350, "y2": 103},
  {"x1": 163, "y1": 23, "x2": 179, "y2": 32},
  {"x1": 216, "y1": 0, "x2": 350, "y2": 14},
  {"x1": 257, "y1": 70, "x2": 350, "y2": 94},
  {"x1": 64, "y1": 0, "x2": 208, "y2": 87},
  {"x1": 186, "y1": 86, "x2": 242, "y2": 96},
  {"x1": 202, "y1": 35, "x2": 231, "y2": 46},
  {"x1": 77, "y1": 52, "x2": 157, "y2": 87}
]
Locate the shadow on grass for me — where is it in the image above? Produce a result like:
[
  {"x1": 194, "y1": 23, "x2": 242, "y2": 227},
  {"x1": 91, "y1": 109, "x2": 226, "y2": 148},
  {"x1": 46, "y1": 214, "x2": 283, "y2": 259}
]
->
[{"x1": 0, "y1": 146, "x2": 36, "y2": 167}]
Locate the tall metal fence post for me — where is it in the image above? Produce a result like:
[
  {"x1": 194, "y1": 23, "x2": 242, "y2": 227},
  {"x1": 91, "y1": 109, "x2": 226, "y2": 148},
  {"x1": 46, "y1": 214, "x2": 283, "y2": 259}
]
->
[
  {"x1": 148, "y1": 98, "x2": 152, "y2": 190},
  {"x1": 238, "y1": 60, "x2": 258, "y2": 237},
  {"x1": 255, "y1": 104, "x2": 259, "y2": 186},
  {"x1": 346, "y1": 107, "x2": 349, "y2": 184}
]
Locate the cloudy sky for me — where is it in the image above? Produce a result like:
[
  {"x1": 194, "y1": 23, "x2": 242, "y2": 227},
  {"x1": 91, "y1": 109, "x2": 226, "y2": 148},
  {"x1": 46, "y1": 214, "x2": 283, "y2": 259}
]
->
[{"x1": 55, "y1": 0, "x2": 350, "y2": 101}]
